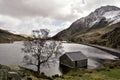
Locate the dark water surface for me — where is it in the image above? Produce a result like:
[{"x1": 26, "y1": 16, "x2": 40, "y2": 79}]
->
[{"x1": 0, "y1": 42, "x2": 118, "y2": 76}]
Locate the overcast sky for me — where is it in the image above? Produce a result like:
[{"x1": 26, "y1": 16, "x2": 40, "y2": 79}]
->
[{"x1": 0, "y1": 0, "x2": 120, "y2": 36}]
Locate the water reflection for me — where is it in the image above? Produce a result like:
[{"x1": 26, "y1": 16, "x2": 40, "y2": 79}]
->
[{"x1": 0, "y1": 42, "x2": 118, "y2": 76}]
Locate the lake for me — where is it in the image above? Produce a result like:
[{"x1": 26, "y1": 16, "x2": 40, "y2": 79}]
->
[{"x1": 0, "y1": 41, "x2": 118, "y2": 76}]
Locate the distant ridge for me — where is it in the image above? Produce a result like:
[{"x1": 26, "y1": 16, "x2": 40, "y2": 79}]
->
[{"x1": 0, "y1": 29, "x2": 26, "y2": 43}]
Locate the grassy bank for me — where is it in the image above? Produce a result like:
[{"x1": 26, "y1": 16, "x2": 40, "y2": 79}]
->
[
  {"x1": 54, "y1": 69, "x2": 120, "y2": 80},
  {"x1": 54, "y1": 61, "x2": 120, "y2": 80},
  {"x1": 0, "y1": 61, "x2": 120, "y2": 80}
]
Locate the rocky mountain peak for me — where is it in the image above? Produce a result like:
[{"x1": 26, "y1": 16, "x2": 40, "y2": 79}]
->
[
  {"x1": 53, "y1": 5, "x2": 120, "y2": 41},
  {"x1": 94, "y1": 5, "x2": 120, "y2": 14},
  {"x1": 84, "y1": 5, "x2": 120, "y2": 27}
]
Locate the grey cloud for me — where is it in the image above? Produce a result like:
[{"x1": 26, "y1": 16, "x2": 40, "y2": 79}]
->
[
  {"x1": 0, "y1": 0, "x2": 80, "y2": 21},
  {"x1": 0, "y1": 0, "x2": 120, "y2": 21},
  {"x1": 0, "y1": 0, "x2": 120, "y2": 35}
]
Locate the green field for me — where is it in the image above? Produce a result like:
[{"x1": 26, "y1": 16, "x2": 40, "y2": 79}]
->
[{"x1": 54, "y1": 68, "x2": 120, "y2": 80}]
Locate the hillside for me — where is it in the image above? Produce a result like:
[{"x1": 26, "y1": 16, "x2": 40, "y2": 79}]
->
[
  {"x1": 53, "y1": 5, "x2": 120, "y2": 50},
  {"x1": 70, "y1": 23, "x2": 120, "y2": 49},
  {"x1": 0, "y1": 29, "x2": 26, "y2": 43}
]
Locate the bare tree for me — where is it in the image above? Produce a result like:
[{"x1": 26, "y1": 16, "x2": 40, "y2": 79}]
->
[{"x1": 22, "y1": 29, "x2": 63, "y2": 74}]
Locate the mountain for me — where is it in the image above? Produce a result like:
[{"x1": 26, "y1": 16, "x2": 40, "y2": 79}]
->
[
  {"x1": 53, "y1": 5, "x2": 120, "y2": 49},
  {"x1": 0, "y1": 29, "x2": 26, "y2": 43}
]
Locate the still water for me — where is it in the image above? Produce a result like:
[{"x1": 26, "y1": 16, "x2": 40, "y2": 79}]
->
[{"x1": 0, "y1": 42, "x2": 118, "y2": 76}]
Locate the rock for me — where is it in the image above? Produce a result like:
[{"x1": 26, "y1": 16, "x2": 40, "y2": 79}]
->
[
  {"x1": 27, "y1": 77, "x2": 32, "y2": 80},
  {"x1": 0, "y1": 69, "x2": 8, "y2": 80},
  {"x1": 8, "y1": 71, "x2": 21, "y2": 80}
]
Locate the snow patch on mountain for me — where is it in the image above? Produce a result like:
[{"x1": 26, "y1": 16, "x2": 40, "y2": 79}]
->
[
  {"x1": 87, "y1": 10, "x2": 120, "y2": 27},
  {"x1": 110, "y1": 18, "x2": 120, "y2": 25},
  {"x1": 103, "y1": 10, "x2": 120, "y2": 25},
  {"x1": 89, "y1": 19, "x2": 100, "y2": 27},
  {"x1": 103, "y1": 11, "x2": 120, "y2": 19},
  {"x1": 85, "y1": 6, "x2": 120, "y2": 28}
]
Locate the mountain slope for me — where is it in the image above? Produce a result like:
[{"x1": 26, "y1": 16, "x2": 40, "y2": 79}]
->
[
  {"x1": 0, "y1": 29, "x2": 26, "y2": 43},
  {"x1": 53, "y1": 5, "x2": 120, "y2": 49},
  {"x1": 53, "y1": 5, "x2": 120, "y2": 40}
]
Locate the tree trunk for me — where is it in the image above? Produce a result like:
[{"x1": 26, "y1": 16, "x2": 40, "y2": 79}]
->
[{"x1": 37, "y1": 61, "x2": 40, "y2": 75}]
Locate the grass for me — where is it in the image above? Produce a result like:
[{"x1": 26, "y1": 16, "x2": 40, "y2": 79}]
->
[
  {"x1": 8, "y1": 62, "x2": 120, "y2": 80},
  {"x1": 1, "y1": 63, "x2": 120, "y2": 80},
  {"x1": 1, "y1": 62, "x2": 120, "y2": 80},
  {"x1": 29, "y1": 61, "x2": 120, "y2": 80},
  {"x1": 94, "y1": 69, "x2": 120, "y2": 79},
  {"x1": 54, "y1": 68, "x2": 120, "y2": 80}
]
